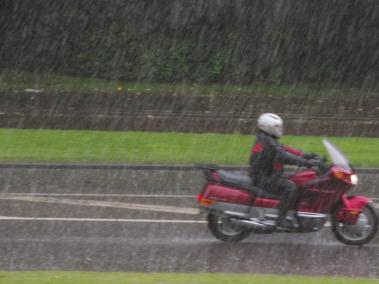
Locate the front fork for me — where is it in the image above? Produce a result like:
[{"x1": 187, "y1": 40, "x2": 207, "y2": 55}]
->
[{"x1": 334, "y1": 194, "x2": 372, "y2": 224}]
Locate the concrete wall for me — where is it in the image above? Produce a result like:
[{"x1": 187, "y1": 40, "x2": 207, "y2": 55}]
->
[
  {"x1": 0, "y1": 164, "x2": 378, "y2": 197},
  {"x1": 1, "y1": 92, "x2": 379, "y2": 136}
]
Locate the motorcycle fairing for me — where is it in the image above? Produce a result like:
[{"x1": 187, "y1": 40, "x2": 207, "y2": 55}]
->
[
  {"x1": 290, "y1": 170, "x2": 317, "y2": 186},
  {"x1": 335, "y1": 195, "x2": 372, "y2": 223}
]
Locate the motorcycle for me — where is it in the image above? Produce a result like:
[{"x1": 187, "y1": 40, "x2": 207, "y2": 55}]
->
[{"x1": 197, "y1": 139, "x2": 378, "y2": 245}]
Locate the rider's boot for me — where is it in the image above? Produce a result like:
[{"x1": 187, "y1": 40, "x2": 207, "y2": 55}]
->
[
  {"x1": 275, "y1": 204, "x2": 298, "y2": 231},
  {"x1": 275, "y1": 216, "x2": 297, "y2": 231}
]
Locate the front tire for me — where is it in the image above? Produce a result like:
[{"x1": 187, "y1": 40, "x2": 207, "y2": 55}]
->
[
  {"x1": 332, "y1": 203, "x2": 378, "y2": 246},
  {"x1": 207, "y1": 213, "x2": 251, "y2": 242}
]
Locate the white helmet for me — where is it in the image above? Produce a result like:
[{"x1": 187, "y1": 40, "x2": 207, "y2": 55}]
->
[{"x1": 257, "y1": 113, "x2": 283, "y2": 137}]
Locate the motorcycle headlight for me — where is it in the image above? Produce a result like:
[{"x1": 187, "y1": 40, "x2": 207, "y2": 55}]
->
[{"x1": 350, "y1": 174, "x2": 358, "y2": 185}]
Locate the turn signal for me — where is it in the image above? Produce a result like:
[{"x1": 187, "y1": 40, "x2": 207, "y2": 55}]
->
[
  {"x1": 334, "y1": 171, "x2": 346, "y2": 180},
  {"x1": 333, "y1": 170, "x2": 358, "y2": 185},
  {"x1": 200, "y1": 198, "x2": 215, "y2": 206}
]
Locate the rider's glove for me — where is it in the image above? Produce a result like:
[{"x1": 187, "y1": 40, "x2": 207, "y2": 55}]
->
[
  {"x1": 304, "y1": 152, "x2": 318, "y2": 160},
  {"x1": 305, "y1": 159, "x2": 322, "y2": 168}
]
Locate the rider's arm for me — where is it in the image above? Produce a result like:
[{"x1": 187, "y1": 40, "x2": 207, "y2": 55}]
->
[
  {"x1": 283, "y1": 144, "x2": 317, "y2": 160},
  {"x1": 275, "y1": 144, "x2": 313, "y2": 167},
  {"x1": 282, "y1": 145, "x2": 304, "y2": 157}
]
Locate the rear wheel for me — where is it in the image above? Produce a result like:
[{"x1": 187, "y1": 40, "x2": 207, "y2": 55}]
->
[
  {"x1": 207, "y1": 213, "x2": 251, "y2": 242},
  {"x1": 332, "y1": 203, "x2": 378, "y2": 246}
]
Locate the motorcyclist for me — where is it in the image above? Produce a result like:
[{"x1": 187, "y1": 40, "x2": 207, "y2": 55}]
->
[{"x1": 248, "y1": 113, "x2": 320, "y2": 229}]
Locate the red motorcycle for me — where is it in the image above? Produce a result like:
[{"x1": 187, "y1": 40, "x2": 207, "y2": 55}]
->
[{"x1": 197, "y1": 139, "x2": 378, "y2": 245}]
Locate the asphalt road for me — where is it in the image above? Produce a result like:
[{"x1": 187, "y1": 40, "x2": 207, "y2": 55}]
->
[{"x1": 1, "y1": 192, "x2": 379, "y2": 277}]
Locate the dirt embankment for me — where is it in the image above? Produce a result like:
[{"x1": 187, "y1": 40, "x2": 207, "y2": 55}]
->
[{"x1": 0, "y1": 92, "x2": 378, "y2": 137}]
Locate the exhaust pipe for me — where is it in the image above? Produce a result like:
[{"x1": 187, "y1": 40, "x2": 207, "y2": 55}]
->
[
  {"x1": 231, "y1": 218, "x2": 267, "y2": 229},
  {"x1": 297, "y1": 212, "x2": 327, "y2": 219}
]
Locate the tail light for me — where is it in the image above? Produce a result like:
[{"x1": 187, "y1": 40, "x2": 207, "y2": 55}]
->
[
  {"x1": 197, "y1": 194, "x2": 215, "y2": 206},
  {"x1": 197, "y1": 194, "x2": 203, "y2": 202}
]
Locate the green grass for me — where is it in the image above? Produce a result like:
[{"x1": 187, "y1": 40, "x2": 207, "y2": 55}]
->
[
  {"x1": 0, "y1": 128, "x2": 378, "y2": 167},
  {"x1": 0, "y1": 272, "x2": 378, "y2": 284},
  {"x1": 0, "y1": 70, "x2": 376, "y2": 97}
]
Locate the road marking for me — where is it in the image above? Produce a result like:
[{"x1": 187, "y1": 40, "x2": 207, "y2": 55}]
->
[
  {"x1": 0, "y1": 194, "x2": 376, "y2": 217},
  {"x1": 0, "y1": 216, "x2": 206, "y2": 223},
  {"x1": 1, "y1": 216, "x2": 379, "y2": 230},
  {"x1": 0, "y1": 217, "x2": 375, "y2": 229},
  {"x1": 1, "y1": 192, "x2": 378, "y2": 201},
  {"x1": 0, "y1": 195, "x2": 199, "y2": 215},
  {"x1": 0, "y1": 193, "x2": 196, "y2": 198}
]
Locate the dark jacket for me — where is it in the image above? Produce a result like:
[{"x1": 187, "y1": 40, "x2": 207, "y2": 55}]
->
[{"x1": 249, "y1": 131, "x2": 312, "y2": 185}]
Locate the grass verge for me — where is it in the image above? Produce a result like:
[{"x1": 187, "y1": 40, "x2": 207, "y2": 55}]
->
[
  {"x1": 0, "y1": 272, "x2": 378, "y2": 284},
  {"x1": 0, "y1": 128, "x2": 378, "y2": 167},
  {"x1": 0, "y1": 70, "x2": 376, "y2": 97}
]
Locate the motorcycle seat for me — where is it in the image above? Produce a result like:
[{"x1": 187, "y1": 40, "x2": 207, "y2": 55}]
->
[
  {"x1": 217, "y1": 170, "x2": 280, "y2": 199},
  {"x1": 218, "y1": 170, "x2": 252, "y2": 190}
]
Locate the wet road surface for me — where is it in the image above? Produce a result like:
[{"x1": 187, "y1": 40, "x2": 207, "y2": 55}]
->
[{"x1": 1, "y1": 193, "x2": 379, "y2": 277}]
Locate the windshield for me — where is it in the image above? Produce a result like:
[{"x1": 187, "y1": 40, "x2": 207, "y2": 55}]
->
[{"x1": 322, "y1": 139, "x2": 351, "y2": 171}]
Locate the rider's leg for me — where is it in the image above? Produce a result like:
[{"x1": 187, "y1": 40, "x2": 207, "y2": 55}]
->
[
  {"x1": 259, "y1": 176, "x2": 299, "y2": 227},
  {"x1": 277, "y1": 179, "x2": 299, "y2": 227},
  {"x1": 258, "y1": 175, "x2": 300, "y2": 228}
]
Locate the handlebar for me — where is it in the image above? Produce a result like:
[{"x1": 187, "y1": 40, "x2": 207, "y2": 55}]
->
[{"x1": 312, "y1": 156, "x2": 330, "y2": 175}]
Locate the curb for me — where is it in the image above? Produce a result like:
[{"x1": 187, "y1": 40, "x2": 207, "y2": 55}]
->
[{"x1": 0, "y1": 162, "x2": 378, "y2": 173}]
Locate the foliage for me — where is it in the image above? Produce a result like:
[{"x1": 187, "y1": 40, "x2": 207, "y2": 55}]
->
[
  {"x1": 1, "y1": 0, "x2": 378, "y2": 89},
  {"x1": 1, "y1": 71, "x2": 375, "y2": 97}
]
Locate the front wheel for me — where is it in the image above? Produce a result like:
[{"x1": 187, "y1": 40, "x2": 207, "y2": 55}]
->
[
  {"x1": 332, "y1": 203, "x2": 378, "y2": 246},
  {"x1": 207, "y1": 213, "x2": 251, "y2": 242}
]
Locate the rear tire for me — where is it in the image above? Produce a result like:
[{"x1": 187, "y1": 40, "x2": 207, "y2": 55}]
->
[
  {"x1": 207, "y1": 213, "x2": 251, "y2": 242},
  {"x1": 332, "y1": 203, "x2": 378, "y2": 246}
]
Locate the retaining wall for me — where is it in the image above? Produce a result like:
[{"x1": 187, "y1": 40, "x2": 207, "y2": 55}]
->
[{"x1": 1, "y1": 92, "x2": 379, "y2": 136}]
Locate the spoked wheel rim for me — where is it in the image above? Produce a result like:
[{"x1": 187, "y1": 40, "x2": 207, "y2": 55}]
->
[
  {"x1": 213, "y1": 215, "x2": 245, "y2": 236},
  {"x1": 335, "y1": 207, "x2": 376, "y2": 242}
]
